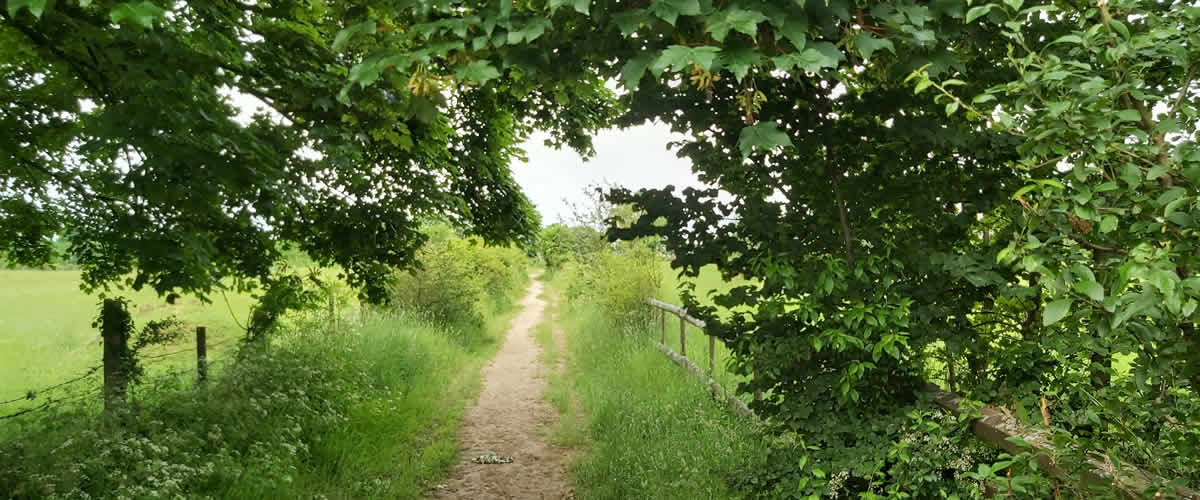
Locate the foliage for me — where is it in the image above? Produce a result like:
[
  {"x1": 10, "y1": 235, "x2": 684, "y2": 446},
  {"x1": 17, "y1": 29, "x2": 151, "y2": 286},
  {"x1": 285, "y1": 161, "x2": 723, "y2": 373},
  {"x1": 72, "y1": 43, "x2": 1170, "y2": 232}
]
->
[
  {"x1": 0, "y1": 304, "x2": 508, "y2": 499},
  {"x1": 537, "y1": 223, "x2": 606, "y2": 272},
  {"x1": 0, "y1": 0, "x2": 612, "y2": 311},
  {"x1": 322, "y1": 0, "x2": 1198, "y2": 492},
  {"x1": 561, "y1": 239, "x2": 662, "y2": 329},
  {"x1": 389, "y1": 225, "x2": 528, "y2": 337}
]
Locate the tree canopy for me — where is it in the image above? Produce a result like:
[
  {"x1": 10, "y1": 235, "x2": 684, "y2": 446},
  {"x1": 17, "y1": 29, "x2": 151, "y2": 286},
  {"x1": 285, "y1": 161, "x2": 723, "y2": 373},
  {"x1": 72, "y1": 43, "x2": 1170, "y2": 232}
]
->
[
  {"x1": 1, "y1": 0, "x2": 615, "y2": 303},
  {"x1": 4, "y1": 0, "x2": 1200, "y2": 493}
]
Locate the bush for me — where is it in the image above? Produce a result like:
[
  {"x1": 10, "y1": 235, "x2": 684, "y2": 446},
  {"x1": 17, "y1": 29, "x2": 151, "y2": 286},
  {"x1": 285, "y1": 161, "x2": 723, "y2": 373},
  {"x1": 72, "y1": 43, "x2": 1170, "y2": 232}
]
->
[
  {"x1": 562, "y1": 239, "x2": 661, "y2": 329},
  {"x1": 389, "y1": 225, "x2": 528, "y2": 339}
]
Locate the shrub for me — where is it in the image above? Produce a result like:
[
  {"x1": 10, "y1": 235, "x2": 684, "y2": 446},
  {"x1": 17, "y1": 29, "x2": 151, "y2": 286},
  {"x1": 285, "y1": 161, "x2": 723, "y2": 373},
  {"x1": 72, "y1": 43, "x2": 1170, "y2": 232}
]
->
[
  {"x1": 389, "y1": 225, "x2": 528, "y2": 338},
  {"x1": 562, "y1": 239, "x2": 661, "y2": 329}
]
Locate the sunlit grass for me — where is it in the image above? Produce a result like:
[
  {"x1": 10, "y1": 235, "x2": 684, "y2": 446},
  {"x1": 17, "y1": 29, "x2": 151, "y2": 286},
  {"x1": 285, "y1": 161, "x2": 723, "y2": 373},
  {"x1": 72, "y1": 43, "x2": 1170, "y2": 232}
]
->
[
  {"x1": 0, "y1": 269, "x2": 255, "y2": 412},
  {"x1": 554, "y1": 279, "x2": 766, "y2": 499}
]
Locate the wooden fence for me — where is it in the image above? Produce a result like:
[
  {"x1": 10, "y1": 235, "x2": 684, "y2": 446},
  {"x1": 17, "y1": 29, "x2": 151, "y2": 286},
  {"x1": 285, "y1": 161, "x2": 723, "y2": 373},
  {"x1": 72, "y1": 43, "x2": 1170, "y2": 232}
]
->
[{"x1": 643, "y1": 297, "x2": 1198, "y2": 500}]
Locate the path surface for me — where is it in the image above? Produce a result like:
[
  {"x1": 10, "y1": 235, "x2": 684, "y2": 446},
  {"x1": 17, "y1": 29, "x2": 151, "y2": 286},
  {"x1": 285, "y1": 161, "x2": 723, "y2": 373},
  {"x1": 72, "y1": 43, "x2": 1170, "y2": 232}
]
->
[{"x1": 432, "y1": 279, "x2": 573, "y2": 499}]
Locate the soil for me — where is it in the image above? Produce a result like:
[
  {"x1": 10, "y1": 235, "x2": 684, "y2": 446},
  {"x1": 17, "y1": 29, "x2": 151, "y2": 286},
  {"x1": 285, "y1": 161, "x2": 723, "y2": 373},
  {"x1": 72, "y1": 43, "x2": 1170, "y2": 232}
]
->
[{"x1": 431, "y1": 279, "x2": 574, "y2": 500}]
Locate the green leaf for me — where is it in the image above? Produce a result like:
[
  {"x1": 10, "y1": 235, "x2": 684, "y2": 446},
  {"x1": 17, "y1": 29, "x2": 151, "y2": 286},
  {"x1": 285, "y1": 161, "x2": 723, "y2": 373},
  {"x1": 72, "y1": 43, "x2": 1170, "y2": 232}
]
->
[
  {"x1": 738, "y1": 121, "x2": 793, "y2": 158},
  {"x1": 774, "y1": 14, "x2": 808, "y2": 49},
  {"x1": 612, "y1": 10, "x2": 651, "y2": 35},
  {"x1": 1043, "y1": 298, "x2": 1072, "y2": 326},
  {"x1": 649, "y1": 0, "x2": 701, "y2": 26},
  {"x1": 719, "y1": 48, "x2": 761, "y2": 82},
  {"x1": 945, "y1": 101, "x2": 959, "y2": 116},
  {"x1": 1002, "y1": 0, "x2": 1024, "y2": 11},
  {"x1": 333, "y1": 20, "x2": 377, "y2": 52},
  {"x1": 776, "y1": 43, "x2": 843, "y2": 73},
  {"x1": 549, "y1": 0, "x2": 589, "y2": 14},
  {"x1": 508, "y1": 18, "x2": 552, "y2": 44},
  {"x1": 705, "y1": 8, "x2": 767, "y2": 42},
  {"x1": 965, "y1": 4, "x2": 994, "y2": 23},
  {"x1": 455, "y1": 60, "x2": 501, "y2": 84},
  {"x1": 652, "y1": 45, "x2": 721, "y2": 74},
  {"x1": 854, "y1": 32, "x2": 895, "y2": 60},
  {"x1": 619, "y1": 52, "x2": 655, "y2": 90},
  {"x1": 1075, "y1": 280, "x2": 1104, "y2": 302},
  {"x1": 1146, "y1": 164, "x2": 1171, "y2": 180},
  {"x1": 7, "y1": 0, "x2": 48, "y2": 18},
  {"x1": 1099, "y1": 215, "x2": 1117, "y2": 233},
  {"x1": 1115, "y1": 109, "x2": 1141, "y2": 122},
  {"x1": 1110, "y1": 19, "x2": 1130, "y2": 39},
  {"x1": 109, "y1": 1, "x2": 165, "y2": 28}
]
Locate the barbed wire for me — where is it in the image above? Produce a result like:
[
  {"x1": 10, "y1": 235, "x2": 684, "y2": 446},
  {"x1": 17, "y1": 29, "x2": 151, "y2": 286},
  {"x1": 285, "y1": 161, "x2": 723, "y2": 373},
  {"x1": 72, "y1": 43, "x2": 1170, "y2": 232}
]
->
[
  {"x1": 1, "y1": 336, "x2": 238, "y2": 409},
  {"x1": 0, "y1": 364, "x2": 102, "y2": 406}
]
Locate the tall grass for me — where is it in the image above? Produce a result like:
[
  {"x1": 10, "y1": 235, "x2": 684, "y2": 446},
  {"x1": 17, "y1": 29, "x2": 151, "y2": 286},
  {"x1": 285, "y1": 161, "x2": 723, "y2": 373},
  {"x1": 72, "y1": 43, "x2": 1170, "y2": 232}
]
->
[
  {"x1": 556, "y1": 301, "x2": 767, "y2": 499},
  {"x1": 0, "y1": 307, "x2": 513, "y2": 499}
]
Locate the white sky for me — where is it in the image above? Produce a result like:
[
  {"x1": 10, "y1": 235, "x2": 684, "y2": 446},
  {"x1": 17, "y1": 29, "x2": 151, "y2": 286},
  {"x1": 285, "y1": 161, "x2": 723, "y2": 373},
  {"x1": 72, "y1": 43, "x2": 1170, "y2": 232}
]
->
[
  {"x1": 512, "y1": 122, "x2": 702, "y2": 224},
  {"x1": 224, "y1": 89, "x2": 702, "y2": 225}
]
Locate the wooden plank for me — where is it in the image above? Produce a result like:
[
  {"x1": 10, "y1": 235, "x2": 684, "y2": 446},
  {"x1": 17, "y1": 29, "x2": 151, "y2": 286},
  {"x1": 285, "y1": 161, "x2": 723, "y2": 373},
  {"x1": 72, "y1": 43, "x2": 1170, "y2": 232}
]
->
[
  {"x1": 644, "y1": 297, "x2": 706, "y2": 328},
  {"x1": 925, "y1": 385, "x2": 1198, "y2": 499},
  {"x1": 680, "y1": 320, "x2": 687, "y2": 357},
  {"x1": 653, "y1": 342, "x2": 756, "y2": 420}
]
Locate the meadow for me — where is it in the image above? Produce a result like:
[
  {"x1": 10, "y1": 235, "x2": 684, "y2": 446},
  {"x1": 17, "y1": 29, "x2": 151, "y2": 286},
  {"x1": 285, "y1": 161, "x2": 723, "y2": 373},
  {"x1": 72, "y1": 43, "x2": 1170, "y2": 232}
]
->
[{"x1": 0, "y1": 269, "x2": 256, "y2": 414}]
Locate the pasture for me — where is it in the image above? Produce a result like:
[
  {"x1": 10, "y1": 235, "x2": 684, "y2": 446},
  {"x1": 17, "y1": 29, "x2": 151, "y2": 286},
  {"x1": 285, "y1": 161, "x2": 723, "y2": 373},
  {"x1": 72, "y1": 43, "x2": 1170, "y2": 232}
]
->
[{"x1": 0, "y1": 270, "x2": 255, "y2": 410}]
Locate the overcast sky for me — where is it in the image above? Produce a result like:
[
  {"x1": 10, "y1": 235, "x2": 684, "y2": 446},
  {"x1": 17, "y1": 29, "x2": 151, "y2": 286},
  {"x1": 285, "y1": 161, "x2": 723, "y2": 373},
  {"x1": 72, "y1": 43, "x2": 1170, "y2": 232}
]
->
[{"x1": 512, "y1": 122, "x2": 702, "y2": 225}]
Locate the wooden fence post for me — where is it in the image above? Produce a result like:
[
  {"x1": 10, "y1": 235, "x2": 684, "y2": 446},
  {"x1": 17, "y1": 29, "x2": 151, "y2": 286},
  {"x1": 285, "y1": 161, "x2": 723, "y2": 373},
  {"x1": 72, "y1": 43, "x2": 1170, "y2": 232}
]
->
[
  {"x1": 679, "y1": 316, "x2": 687, "y2": 357},
  {"x1": 196, "y1": 326, "x2": 208, "y2": 383},
  {"x1": 660, "y1": 308, "x2": 666, "y2": 344},
  {"x1": 101, "y1": 298, "x2": 130, "y2": 413},
  {"x1": 709, "y1": 335, "x2": 715, "y2": 374}
]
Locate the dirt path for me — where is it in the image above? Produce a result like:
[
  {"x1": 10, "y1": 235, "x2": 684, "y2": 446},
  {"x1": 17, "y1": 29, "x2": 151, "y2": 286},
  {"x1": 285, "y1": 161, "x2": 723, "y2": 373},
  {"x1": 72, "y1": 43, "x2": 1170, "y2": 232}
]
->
[{"x1": 432, "y1": 279, "x2": 573, "y2": 500}]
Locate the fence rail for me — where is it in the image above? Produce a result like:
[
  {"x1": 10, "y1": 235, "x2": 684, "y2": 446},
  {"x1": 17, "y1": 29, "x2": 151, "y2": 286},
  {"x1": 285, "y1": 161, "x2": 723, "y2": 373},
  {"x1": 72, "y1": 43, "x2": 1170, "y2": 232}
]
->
[{"x1": 643, "y1": 297, "x2": 1198, "y2": 500}]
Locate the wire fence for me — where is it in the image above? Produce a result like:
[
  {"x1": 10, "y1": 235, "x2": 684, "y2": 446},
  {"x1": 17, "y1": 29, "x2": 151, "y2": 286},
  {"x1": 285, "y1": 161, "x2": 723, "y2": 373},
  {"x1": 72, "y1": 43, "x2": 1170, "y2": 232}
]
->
[{"x1": 0, "y1": 332, "x2": 237, "y2": 422}]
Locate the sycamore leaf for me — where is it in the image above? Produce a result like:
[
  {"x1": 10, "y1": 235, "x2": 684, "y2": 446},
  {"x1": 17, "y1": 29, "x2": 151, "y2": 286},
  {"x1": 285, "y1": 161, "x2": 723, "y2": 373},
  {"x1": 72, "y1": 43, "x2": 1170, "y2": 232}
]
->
[
  {"x1": 333, "y1": 20, "x2": 377, "y2": 52},
  {"x1": 773, "y1": 14, "x2": 808, "y2": 49},
  {"x1": 854, "y1": 32, "x2": 895, "y2": 60},
  {"x1": 649, "y1": 0, "x2": 701, "y2": 26},
  {"x1": 776, "y1": 43, "x2": 843, "y2": 73},
  {"x1": 109, "y1": 1, "x2": 165, "y2": 28},
  {"x1": 706, "y1": 8, "x2": 767, "y2": 42},
  {"x1": 507, "y1": 18, "x2": 552, "y2": 45},
  {"x1": 719, "y1": 48, "x2": 761, "y2": 82},
  {"x1": 619, "y1": 52, "x2": 655, "y2": 90},
  {"x1": 652, "y1": 45, "x2": 721, "y2": 74},
  {"x1": 738, "y1": 121, "x2": 793, "y2": 158},
  {"x1": 1043, "y1": 298, "x2": 1072, "y2": 326},
  {"x1": 455, "y1": 60, "x2": 501, "y2": 84},
  {"x1": 612, "y1": 10, "x2": 651, "y2": 35}
]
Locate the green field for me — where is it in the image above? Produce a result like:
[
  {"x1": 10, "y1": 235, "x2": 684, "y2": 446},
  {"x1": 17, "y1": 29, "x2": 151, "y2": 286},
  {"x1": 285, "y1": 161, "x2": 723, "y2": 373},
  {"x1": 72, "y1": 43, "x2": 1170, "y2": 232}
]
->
[{"x1": 0, "y1": 270, "x2": 255, "y2": 410}]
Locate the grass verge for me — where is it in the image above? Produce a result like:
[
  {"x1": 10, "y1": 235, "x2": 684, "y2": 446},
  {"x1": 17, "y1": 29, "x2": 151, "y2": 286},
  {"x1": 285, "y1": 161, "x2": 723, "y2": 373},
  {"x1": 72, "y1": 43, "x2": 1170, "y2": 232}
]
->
[
  {"x1": 0, "y1": 298, "x2": 519, "y2": 499},
  {"x1": 553, "y1": 294, "x2": 767, "y2": 499}
]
